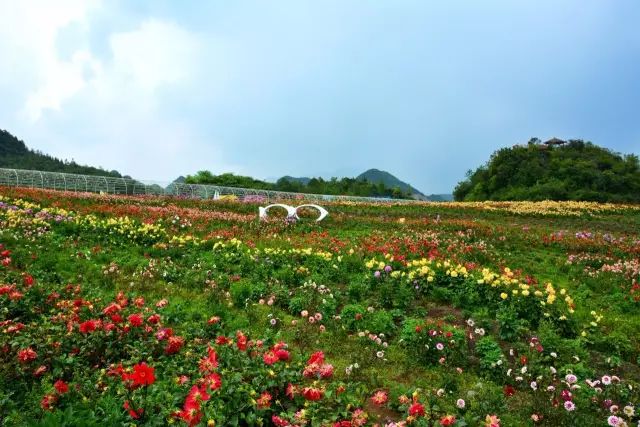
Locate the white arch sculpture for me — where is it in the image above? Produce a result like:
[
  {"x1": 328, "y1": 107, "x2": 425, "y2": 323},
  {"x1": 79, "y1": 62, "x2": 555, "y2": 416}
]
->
[
  {"x1": 259, "y1": 204, "x2": 329, "y2": 222},
  {"x1": 294, "y1": 204, "x2": 329, "y2": 222}
]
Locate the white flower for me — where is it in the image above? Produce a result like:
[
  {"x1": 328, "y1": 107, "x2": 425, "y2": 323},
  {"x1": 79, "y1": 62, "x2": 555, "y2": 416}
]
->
[
  {"x1": 466, "y1": 319, "x2": 475, "y2": 327},
  {"x1": 602, "y1": 375, "x2": 612, "y2": 385},
  {"x1": 565, "y1": 374, "x2": 577, "y2": 384},
  {"x1": 530, "y1": 381, "x2": 537, "y2": 390},
  {"x1": 623, "y1": 406, "x2": 635, "y2": 417},
  {"x1": 456, "y1": 399, "x2": 465, "y2": 409},
  {"x1": 376, "y1": 351, "x2": 385, "y2": 358}
]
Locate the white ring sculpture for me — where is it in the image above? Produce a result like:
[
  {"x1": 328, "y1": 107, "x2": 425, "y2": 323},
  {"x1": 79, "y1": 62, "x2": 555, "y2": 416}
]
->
[{"x1": 259, "y1": 204, "x2": 329, "y2": 222}]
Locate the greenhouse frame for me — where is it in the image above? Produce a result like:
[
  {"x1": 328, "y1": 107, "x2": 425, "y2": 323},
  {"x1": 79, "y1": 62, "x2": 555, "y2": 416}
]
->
[{"x1": 0, "y1": 168, "x2": 417, "y2": 204}]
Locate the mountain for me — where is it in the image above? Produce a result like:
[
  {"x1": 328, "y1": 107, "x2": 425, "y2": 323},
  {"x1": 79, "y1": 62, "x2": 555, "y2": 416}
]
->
[
  {"x1": 426, "y1": 193, "x2": 454, "y2": 202},
  {"x1": 0, "y1": 129, "x2": 123, "y2": 177},
  {"x1": 454, "y1": 138, "x2": 640, "y2": 202},
  {"x1": 279, "y1": 176, "x2": 311, "y2": 186},
  {"x1": 356, "y1": 169, "x2": 425, "y2": 198}
]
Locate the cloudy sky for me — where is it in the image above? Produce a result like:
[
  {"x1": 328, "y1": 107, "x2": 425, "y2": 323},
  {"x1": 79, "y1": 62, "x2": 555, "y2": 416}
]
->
[{"x1": 1, "y1": 1, "x2": 639, "y2": 193}]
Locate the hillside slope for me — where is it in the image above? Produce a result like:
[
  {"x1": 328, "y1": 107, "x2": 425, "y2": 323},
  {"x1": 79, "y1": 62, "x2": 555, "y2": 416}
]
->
[
  {"x1": 0, "y1": 129, "x2": 122, "y2": 177},
  {"x1": 356, "y1": 168, "x2": 425, "y2": 197}
]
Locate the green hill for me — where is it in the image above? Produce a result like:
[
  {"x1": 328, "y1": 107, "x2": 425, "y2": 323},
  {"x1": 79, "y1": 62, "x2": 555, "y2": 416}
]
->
[
  {"x1": 356, "y1": 168, "x2": 425, "y2": 198},
  {"x1": 454, "y1": 138, "x2": 640, "y2": 202},
  {"x1": 0, "y1": 129, "x2": 123, "y2": 177}
]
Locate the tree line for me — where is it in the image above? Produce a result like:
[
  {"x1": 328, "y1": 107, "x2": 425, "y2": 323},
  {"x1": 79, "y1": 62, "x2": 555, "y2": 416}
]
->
[{"x1": 185, "y1": 171, "x2": 412, "y2": 199}]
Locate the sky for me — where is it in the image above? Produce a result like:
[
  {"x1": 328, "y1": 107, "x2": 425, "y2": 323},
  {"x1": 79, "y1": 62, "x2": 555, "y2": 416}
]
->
[{"x1": 1, "y1": 1, "x2": 639, "y2": 194}]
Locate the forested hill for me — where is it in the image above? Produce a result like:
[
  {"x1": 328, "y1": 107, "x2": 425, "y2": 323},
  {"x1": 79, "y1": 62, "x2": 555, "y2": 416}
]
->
[
  {"x1": 0, "y1": 129, "x2": 122, "y2": 177},
  {"x1": 185, "y1": 170, "x2": 414, "y2": 199},
  {"x1": 454, "y1": 138, "x2": 640, "y2": 202}
]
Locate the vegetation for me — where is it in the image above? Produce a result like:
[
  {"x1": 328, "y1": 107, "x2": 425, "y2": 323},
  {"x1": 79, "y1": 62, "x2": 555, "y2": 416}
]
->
[
  {"x1": 0, "y1": 129, "x2": 123, "y2": 178},
  {"x1": 454, "y1": 138, "x2": 640, "y2": 202},
  {"x1": 1, "y1": 187, "x2": 640, "y2": 426},
  {"x1": 185, "y1": 170, "x2": 413, "y2": 199}
]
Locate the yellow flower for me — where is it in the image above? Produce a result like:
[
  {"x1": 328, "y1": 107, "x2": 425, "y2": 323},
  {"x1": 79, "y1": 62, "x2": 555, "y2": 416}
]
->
[{"x1": 500, "y1": 293, "x2": 508, "y2": 300}]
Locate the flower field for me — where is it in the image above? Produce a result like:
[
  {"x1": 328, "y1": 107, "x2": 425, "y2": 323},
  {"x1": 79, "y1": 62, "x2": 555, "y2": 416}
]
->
[{"x1": 1, "y1": 187, "x2": 640, "y2": 426}]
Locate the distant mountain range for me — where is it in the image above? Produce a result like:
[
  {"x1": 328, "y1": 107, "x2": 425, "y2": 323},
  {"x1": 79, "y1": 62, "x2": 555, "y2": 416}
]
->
[{"x1": 279, "y1": 169, "x2": 452, "y2": 201}]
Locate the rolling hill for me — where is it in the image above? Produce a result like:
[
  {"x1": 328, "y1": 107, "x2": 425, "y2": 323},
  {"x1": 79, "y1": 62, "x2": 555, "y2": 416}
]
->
[{"x1": 0, "y1": 129, "x2": 123, "y2": 177}]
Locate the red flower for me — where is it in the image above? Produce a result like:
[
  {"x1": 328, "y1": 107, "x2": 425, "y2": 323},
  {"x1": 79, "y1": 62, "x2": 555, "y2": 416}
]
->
[
  {"x1": 272, "y1": 415, "x2": 291, "y2": 426},
  {"x1": 18, "y1": 347, "x2": 37, "y2": 363},
  {"x1": 503, "y1": 385, "x2": 516, "y2": 397},
  {"x1": 263, "y1": 351, "x2": 279, "y2": 365},
  {"x1": 204, "y1": 373, "x2": 222, "y2": 390},
  {"x1": 371, "y1": 390, "x2": 388, "y2": 405},
  {"x1": 307, "y1": 351, "x2": 325, "y2": 365},
  {"x1": 33, "y1": 365, "x2": 48, "y2": 377},
  {"x1": 440, "y1": 415, "x2": 456, "y2": 426},
  {"x1": 286, "y1": 383, "x2": 297, "y2": 399},
  {"x1": 175, "y1": 408, "x2": 202, "y2": 427},
  {"x1": 275, "y1": 348, "x2": 290, "y2": 361},
  {"x1": 156, "y1": 327, "x2": 173, "y2": 341},
  {"x1": 185, "y1": 385, "x2": 210, "y2": 408},
  {"x1": 102, "y1": 303, "x2": 121, "y2": 315},
  {"x1": 165, "y1": 336, "x2": 185, "y2": 355},
  {"x1": 40, "y1": 394, "x2": 57, "y2": 411},
  {"x1": 215, "y1": 335, "x2": 231, "y2": 345},
  {"x1": 319, "y1": 363, "x2": 334, "y2": 378},
  {"x1": 236, "y1": 331, "x2": 248, "y2": 351},
  {"x1": 199, "y1": 347, "x2": 219, "y2": 373},
  {"x1": 23, "y1": 274, "x2": 34, "y2": 287},
  {"x1": 147, "y1": 314, "x2": 161, "y2": 324},
  {"x1": 256, "y1": 391, "x2": 272, "y2": 409},
  {"x1": 79, "y1": 319, "x2": 99, "y2": 334},
  {"x1": 302, "y1": 386, "x2": 324, "y2": 401},
  {"x1": 128, "y1": 313, "x2": 144, "y2": 327},
  {"x1": 54, "y1": 379, "x2": 69, "y2": 394},
  {"x1": 123, "y1": 362, "x2": 155, "y2": 387},
  {"x1": 408, "y1": 402, "x2": 425, "y2": 417},
  {"x1": 124, "y1": 401, "x2": 143, "y2": 419}
]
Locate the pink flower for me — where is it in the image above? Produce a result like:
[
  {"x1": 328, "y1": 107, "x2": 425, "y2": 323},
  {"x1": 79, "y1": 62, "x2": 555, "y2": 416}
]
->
[
  {"x1": 607, "y1": 415, "x2": 621, "y2": 426},
  {"x1": 564, "y1": 401, "x2": 576, "y2": 411}
]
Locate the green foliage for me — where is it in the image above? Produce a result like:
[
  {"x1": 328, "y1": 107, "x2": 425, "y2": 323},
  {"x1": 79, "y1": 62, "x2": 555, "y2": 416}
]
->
[
  {"x1": 475, "y1": 336, "x2": 504, "y2": 377},
  {"x1": 454, "y1": 139, "x2": 640, "y2": 202}
]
